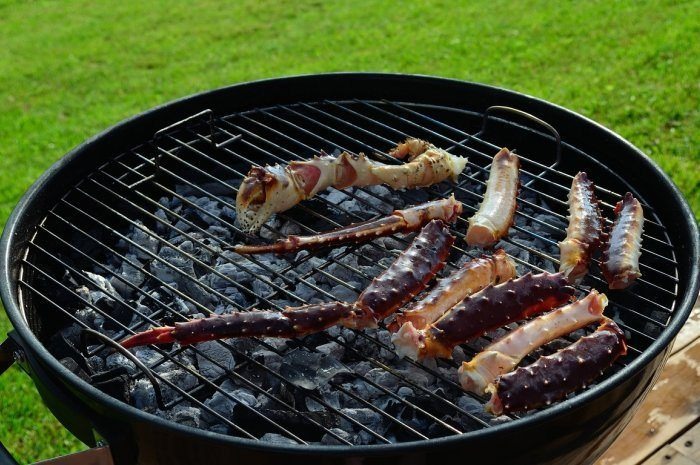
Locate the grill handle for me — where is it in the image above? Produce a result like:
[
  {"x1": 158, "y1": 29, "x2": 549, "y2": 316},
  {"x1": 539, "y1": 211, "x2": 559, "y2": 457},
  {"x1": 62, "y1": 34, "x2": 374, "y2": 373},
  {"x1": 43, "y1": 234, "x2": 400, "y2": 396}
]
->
[
  {"x1": 480, "y1": 105, "x2": 562, "y2": 167},
  {"x1": 0, "y1": 338, "x2": 21, "y2": 465}
]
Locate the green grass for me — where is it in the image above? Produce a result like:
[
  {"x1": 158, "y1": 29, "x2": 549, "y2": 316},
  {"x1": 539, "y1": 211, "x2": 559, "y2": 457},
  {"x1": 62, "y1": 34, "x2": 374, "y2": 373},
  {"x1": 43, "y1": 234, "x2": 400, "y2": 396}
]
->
[{"x1": 0, "y1": 0, "x2": 697, "y2": 461}]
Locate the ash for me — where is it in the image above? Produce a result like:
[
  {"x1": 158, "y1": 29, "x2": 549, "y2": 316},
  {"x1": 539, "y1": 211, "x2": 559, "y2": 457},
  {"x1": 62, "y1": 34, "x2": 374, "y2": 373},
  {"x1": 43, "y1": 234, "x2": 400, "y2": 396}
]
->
[{"x1": 51, "y1": 170, "x2": 604, "y2": 446}]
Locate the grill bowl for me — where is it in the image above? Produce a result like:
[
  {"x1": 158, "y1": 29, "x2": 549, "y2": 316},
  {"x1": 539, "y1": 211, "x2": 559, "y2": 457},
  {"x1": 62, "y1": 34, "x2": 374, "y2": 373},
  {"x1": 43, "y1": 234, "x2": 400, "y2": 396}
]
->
[{"x1": 1, "y1": 73, "x2": 698, "y2": 465}]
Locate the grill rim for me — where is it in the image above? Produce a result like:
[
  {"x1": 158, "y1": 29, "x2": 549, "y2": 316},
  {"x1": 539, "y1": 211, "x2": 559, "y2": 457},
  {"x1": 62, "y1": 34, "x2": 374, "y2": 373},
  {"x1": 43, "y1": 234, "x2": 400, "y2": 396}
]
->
[{"x1": 1, "y1": 73, "x2": 698, "y2": 455}]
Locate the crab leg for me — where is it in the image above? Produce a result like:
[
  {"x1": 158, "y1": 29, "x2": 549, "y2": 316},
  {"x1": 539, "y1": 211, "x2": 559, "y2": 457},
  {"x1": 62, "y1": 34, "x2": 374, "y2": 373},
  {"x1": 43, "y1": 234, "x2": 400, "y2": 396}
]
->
[
  {"x1": 355, "y1": 219, "x2": 454, "y2": 321},
  {"x1": 601, "y1": 193, "x2": 644, "y2": 289},
  {"x1": 559, "y1": 172, "x2": 606, "y2": 283},
  {"x1": 120, "y1": 302, "x2": 362, "y2": 348},
  {"x1": 392, "y1": 272, "x2": 575, "y2": 360},
  {"x1": 459, "y1": 290, "x2": 608, "y2": 394},
  {"x1": 236, "y1": 138, "x2": 468, "y2": 232},
  {"x1": 232, "y1": 195, "x2": 462, "y2": 255},
  {"x1": 486, "y1": 318, "x2": 627, "y2": 415},
  {"x1": 466, "y1": 148, "x2": 520, "y2": 248},
  {"x1": 121, "y1": 220, "x2": 454, "y2": 348},
  {"x1": 386, "y1": 249, "x2": 516, "y2": 332}
]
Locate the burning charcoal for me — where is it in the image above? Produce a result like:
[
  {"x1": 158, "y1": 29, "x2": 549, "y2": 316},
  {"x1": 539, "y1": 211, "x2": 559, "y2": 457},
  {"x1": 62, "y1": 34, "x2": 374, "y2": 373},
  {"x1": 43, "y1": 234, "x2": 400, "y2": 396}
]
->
[
  {"x1": 328, "y1": 283, "x2": 359, "y2": 303},
  {"x1": 398, "y1": 365, "x2": 433, "y2": 388},
  {"x1": 194, "y1": 341, "x2": 236, "y2": 379},
  {"x1": 451, "y1": 346, "x2": 468, "y2": 364},
  {"x1": 151, "y1": 245, "x2": 195, "y2": 281},
  {"x1": 340, "y1": 328, "x2": 357, "y2": 343},
  {"x1": 321, "y1": 428, "x2": 353, "y2": 445},
  {"x1": 377, "y1": 329, "x2": 398, "y2": 361},
  {"x1": 397, "y1": 386, "x2": 413, "y2": 398},
  {"x1": 375, "y1": 395, "x2": 402, "y2": 412},
  {"x1": 106, "y1": 352, "x2": 137, "y2": 375},
  {"x1": 207, "y1": 225, "x2": 231, "y2": 242},
  {"x1": 132, "y1": 347, "x2": 163, "y2": 368},
  {"x1": 316, "y1": 341, "x2": 345, "y2": 360},
  {"x1": 110, "y1": 254, "x2": 145, "y2": 297},
  {"x1": 379, "y1": 235, "x2": 406, "y2": 252},
  {"x1": 260, "y1": 337, "x2": 290, "y2": 352},
  {"x1": 456, "y1": 395, "x2": 485, "y2": 416},
  {"x1": 220, "y1": 287, "x2": 247, "y2": 307},
  {"x1": 307, "y1": 390, "x2": 341, "y2": 411},
  {"x1": 326, "y1": 325, "x2": 342, "y2": 339},
  {"x1": 341, "y1": 379, "x2": 381, "y2": 405},
  {"x1": 339, "y1": 408, "x2": 384, "y2": 434},
  {"x1": 193, "y1": 197, "x2": 222, "y2": 225},
  {"x1": 322, "y1": 189, "x2": 349, "y2": 205},
  {"x1": 365, "y1": 369, "x2": 400, "y2": 392},
  {"x1": 84, "y1": 271, "x2": 120, "y2": 299},
  {"x1": 159, "y1": 368, "x2": 197, "y2": 404},
  {"x1": 291, "y1": 252, "x2": 326, "y2": 276},
  {"x1": 87, "y1": 355, "x2": 105, "y2": 373},
  {"x1": 167, "y1": 403, "x2": 202, "y2": 429},
  {"x1": 230, "y1": 388, "x2": 258, "y2": 409},
  {"x1": 203, "y1": 382, "x2": 236, "y2": 424},
  {"x1": 203, "y1": 381, "x2": 257, "y2": 425},
  {"x1": 128, "y1": 221, "x2": 160, "y2": 261},
  {"x1": 293, "y1": 278, "x2": 320, "y2": 303},
  {"x1": 252, "y1": 278, "x2": 273, "y2": 297},
  {"x1": 280, "y1": 350, "x2": 349, "y2": 390},
  {"x1": 154, "y1": 208, "x2": 171, "y2": 233},
  {"x1": 353, "y1": 430, "x2": 376, "y2": 445},
  {"x1": 260, "y1": 433, "x2": 298, "y2": 445},
  {"x1": 250, "y1": 349, "x2": 282, "y2": 373},
  {"x1": 220, "y1": 205, "x2": 236, "y2": 223},
  {"x1": 131, "y1": 378, "x2": 159, "y2": 411}
]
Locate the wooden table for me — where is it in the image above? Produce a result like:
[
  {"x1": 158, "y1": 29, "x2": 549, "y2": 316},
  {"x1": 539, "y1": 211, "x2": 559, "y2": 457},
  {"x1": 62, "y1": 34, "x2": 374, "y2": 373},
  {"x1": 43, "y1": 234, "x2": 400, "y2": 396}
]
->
[{"x1": 595, "y1": 297, "x2": 700, "y2": 465}]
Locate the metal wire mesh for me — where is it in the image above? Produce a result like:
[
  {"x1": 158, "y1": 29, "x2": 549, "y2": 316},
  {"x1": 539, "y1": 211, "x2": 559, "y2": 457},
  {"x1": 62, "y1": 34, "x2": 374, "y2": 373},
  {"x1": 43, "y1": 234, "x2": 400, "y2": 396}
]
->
[{"x1": 18, "y1": 99, "x2": 678, "y2": 445}]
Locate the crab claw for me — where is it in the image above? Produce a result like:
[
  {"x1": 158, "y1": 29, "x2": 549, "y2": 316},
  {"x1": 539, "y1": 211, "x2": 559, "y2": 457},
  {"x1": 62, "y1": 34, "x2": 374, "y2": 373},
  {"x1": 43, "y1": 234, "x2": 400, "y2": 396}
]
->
[{"x1": 237, "y1": 167, "x2": 269, "y2": 210}]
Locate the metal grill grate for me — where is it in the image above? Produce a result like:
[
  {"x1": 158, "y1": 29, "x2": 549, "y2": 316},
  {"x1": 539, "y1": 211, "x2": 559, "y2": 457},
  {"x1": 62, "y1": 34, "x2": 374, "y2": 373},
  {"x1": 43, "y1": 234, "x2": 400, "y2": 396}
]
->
[{"x1": 18, "y1": 99, "x2": 679, "y2": 445}]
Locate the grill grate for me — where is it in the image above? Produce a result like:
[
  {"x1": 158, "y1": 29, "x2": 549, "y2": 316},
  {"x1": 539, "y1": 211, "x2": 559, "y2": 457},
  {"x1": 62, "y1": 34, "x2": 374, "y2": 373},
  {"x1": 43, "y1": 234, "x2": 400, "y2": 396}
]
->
[{"x1": 18, "y1": 99, "x2": 678, "y2": 445}]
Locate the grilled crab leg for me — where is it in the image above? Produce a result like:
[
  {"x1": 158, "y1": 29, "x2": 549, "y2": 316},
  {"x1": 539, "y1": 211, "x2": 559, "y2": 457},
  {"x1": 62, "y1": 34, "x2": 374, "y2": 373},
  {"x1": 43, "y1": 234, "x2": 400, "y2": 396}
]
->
[
  {"x1": 466, "y1": 148, "x2": 520, "y2": 248},
  {"x1": 602, "y1": 193, "x2": 644, "y2": 289},
  {"x1": 459, "y1": 290, "x2": 608, "y2": 394},
  {"x1": 392, "y1": 272, "x2": 575, "y2": 360},
  {"x1": 559, "y1": 172, "x2": 606, "y2": 283},
  {"x1": 236, "y1": 138, "x2": 468, "y2": 232},
  {"x1": 386, "y1": 249, "x2": 516, "y2": 332},
  {"x1": 232, "y1": 195, "x2": 462, "y2": 255},
  {"x1": 486, "y1": 318, "x2": 627, "y2": 415},
  {"x1": 121, "y1": 220, "x2": 454, "y2": 348}
]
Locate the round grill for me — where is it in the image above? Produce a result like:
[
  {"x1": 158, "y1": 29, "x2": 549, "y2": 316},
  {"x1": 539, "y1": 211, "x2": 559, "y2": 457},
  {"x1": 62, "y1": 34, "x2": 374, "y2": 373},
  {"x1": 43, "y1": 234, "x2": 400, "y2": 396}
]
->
[{"x1": 2, "y1": 74, "x2": 696, "y2": 464}]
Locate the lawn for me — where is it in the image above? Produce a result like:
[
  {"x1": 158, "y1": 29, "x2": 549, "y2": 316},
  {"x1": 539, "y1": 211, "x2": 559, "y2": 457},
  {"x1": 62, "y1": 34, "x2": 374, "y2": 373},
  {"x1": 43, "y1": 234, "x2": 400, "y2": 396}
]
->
[{"x1": 0, "y1": 0, "x2": 698, "y2": 462}]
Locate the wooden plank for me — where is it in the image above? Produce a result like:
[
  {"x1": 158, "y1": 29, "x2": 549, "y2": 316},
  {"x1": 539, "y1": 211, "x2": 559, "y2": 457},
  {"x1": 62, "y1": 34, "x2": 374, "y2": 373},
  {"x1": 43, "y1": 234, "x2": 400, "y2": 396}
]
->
[
  {"x1": 595, "y1": 338, "x2": 700, "y2": 465},
  {"x1": 670, "y1": 422, "x2": 700, "y2": 462},
  {"x1": 640, "y1": 446, "x2": 697, "y2": 465},
  {"x1": 672, "y1": 296, "x2": 700, "y2": 356}
]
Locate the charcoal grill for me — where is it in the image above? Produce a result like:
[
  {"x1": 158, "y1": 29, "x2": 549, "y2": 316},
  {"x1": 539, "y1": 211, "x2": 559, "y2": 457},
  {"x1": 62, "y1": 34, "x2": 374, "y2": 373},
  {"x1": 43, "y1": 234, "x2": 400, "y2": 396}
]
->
[{"x1": 0, "y1": 74, "x2": 697, "y2": 465}]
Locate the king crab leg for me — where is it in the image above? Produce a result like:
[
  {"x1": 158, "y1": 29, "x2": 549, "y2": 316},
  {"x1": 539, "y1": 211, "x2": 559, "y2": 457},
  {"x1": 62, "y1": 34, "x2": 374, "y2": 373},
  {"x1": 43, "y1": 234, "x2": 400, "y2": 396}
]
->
[
  {"x1": 386, "y1": 249, "x2": 516, "y2": 332},
  {"x1": 120, "y1": 220, "x2": 454, "y2": 348},
  {"x1": 459, "y1": 290, "x2": 608, "y2": 394},
  {"x1": 466, "y1": 148, "x2": 520, "y2": 248},
  {"x1": 601, "y1": 192, "x2": 644, "y2": 289},
  {"x1": 559, "y1": 172, "x2": 606, "y2": 283},
  {"x1": 486, "y1": 318, "x2": 627, "y2": 415},
  {"x1": 391, "y1": 272, "x2": 575, "y2": 360},
  {"x1": 236, "y1": 138, "x2": 468, "y2": 232},
  {"x1": 231, "y1": 195, "x2": 462, "y2": 255}
]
